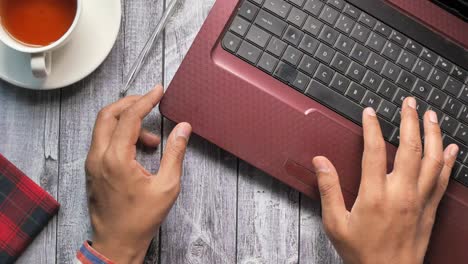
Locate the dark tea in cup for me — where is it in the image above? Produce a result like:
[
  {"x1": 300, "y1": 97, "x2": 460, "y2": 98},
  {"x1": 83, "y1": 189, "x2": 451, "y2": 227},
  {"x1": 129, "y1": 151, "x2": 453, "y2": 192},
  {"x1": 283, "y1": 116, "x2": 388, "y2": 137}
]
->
[{"x1": 0, "y1": 0, "x2": 77, "y2": 47}]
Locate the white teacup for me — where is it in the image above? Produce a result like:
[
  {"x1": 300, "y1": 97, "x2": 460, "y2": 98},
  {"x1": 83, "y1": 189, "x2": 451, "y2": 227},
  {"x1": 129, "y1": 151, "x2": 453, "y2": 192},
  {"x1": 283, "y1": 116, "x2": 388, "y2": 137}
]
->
[{"x1": 0, "y1": 0, "x2": 82, "y2": 78}]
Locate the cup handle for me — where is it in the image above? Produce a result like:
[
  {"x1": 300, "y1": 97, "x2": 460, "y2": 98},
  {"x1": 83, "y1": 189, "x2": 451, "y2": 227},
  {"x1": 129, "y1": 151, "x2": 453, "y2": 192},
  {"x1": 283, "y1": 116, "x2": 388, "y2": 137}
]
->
[{"x1": 31, "y1": 52, "x2": 52, "y2": 78}]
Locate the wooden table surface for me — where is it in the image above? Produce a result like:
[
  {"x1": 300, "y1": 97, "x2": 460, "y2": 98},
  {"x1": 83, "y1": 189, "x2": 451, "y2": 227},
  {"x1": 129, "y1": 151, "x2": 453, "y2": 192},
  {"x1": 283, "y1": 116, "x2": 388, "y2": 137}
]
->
[{"x1": 0, "y1": 1, "x2": 341, "y2": 263}]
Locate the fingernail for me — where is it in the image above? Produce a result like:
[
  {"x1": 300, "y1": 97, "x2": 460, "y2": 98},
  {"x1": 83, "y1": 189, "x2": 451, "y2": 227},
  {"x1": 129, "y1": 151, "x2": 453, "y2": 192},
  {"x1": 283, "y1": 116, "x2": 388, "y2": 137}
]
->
[
  {"x1": 428, "y1": 110, "x2": 438, "y2": 124},
  {"x1": 313, "y1": 158, "x2": 330, "y2": 173},
  {"x1": 449, "y1": 144, "x2": 459, "y2": 157},
  {"x1": 175, "y1": 123, "x2": 192, "y2": 140},
  {"x1": 364, "y1": 107, "x2": 376, "y2": 117},
  {"x1": 407, "y1": 97, "x2": 417, "y2": 109}
]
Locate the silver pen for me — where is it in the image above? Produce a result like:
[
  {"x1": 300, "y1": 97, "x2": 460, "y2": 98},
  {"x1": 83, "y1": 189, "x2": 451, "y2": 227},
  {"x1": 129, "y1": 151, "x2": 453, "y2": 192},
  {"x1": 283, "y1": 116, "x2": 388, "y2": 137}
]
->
[{"x1": 120, "y1": 0, "x2": 182, "y2": 97}]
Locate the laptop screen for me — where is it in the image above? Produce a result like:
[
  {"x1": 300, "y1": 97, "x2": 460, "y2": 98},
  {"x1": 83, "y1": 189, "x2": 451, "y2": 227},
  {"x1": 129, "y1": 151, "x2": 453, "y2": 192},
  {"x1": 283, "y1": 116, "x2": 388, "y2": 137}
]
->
[{"x1": 430, "y1": 0, "x2": 468, "y2": 22}]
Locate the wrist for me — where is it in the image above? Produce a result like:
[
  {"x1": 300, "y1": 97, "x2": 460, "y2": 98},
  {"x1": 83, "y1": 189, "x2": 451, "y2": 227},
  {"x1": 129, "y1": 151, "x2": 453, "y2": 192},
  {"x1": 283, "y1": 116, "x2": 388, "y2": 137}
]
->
[{"x1": 91, "y1": 238, "x2": 149, "y2": 264}]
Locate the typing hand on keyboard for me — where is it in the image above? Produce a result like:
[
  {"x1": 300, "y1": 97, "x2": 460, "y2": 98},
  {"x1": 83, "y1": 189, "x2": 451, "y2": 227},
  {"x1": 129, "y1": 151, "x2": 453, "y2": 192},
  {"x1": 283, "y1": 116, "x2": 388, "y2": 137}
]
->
[{"x1": 312, "y1": 97, "x2": 459, "y2": 264}]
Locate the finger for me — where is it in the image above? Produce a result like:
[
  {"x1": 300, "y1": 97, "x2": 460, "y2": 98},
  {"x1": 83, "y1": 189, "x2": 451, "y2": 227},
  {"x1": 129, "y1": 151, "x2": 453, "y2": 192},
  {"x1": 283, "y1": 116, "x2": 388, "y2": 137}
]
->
[
  {"x1": 393, "y1": 97, "x2": 423, "y2": 186},
  {"x1": 360, "y1": 107, "x2": 387, "y2": 191},
  {"x1": 139, "y1": 129, "x2": 161, "y2": 148},
  {"x1": 418, "y1": 110, "x2": 444, "y2": 197},
  {"x1": 91, "y1": 95, "x2": 141, "y2": 153},
  {"x1": 111, "y1": 85, "x2": 164, "y2": 154},
  {"x1": 157, "y1": 122, "x2": 192, "y2": 185},
  {"x1": 312, "y1": 156, "x2": 347, "y2": 236},
  {"x1": 428, "y1": 144, "x2": 458, "y2": 209}
]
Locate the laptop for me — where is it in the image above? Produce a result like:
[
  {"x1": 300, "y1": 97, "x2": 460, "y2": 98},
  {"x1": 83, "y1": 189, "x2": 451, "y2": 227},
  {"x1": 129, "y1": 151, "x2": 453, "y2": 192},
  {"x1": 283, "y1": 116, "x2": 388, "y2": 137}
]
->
[{"x1": 160, "y1": 0, "x2": 468, "y2": 262}]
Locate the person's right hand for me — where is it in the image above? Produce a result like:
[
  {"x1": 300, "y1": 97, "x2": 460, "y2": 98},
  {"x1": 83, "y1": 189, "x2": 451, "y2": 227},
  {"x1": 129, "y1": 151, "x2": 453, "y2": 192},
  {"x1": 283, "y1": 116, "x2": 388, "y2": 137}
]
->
[{"x1": 312, "y1": 97, "x2": 459, "y2": 264}]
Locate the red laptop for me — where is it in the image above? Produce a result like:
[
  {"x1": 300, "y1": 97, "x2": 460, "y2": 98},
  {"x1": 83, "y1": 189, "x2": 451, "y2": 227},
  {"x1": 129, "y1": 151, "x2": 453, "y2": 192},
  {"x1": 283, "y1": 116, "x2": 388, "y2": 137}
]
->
[{"x1": 160, "y1": 0, "x2": 468, "y2": 262}]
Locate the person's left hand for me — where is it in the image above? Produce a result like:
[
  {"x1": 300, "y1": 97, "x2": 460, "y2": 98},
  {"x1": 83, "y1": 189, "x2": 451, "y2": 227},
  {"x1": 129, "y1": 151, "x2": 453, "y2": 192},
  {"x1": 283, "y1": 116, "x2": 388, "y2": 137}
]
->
[{"x1": 85, "y1": 85, "x2": 192, "y2": 263}]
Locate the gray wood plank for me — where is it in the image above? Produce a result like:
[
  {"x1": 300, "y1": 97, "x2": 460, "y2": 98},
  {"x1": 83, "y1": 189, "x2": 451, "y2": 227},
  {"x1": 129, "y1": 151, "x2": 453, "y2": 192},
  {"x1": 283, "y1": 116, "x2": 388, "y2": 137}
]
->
[
  {"x1": 56, "y1": 29, "x2": 126, "y2": 264},
  {"x1": 299, "y1": 197, "x2": 342, "y2": 264},
  {"x1": 0, "y1": 84, "x2": 60, "y2": 264},
  {"x1": 161, "y1": 0, "x2": 238, "y2": 263},
  {"x1": 237, "y1": 163, "x2": 300, "y2": 264},
  {"x1": 123, "y1": 0, "x2": 165, "y2": 263}
]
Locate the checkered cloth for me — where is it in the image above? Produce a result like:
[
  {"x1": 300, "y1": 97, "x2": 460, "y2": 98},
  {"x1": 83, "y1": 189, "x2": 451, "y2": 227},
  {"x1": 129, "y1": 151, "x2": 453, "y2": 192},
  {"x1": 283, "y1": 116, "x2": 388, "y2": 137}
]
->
[{"x1": 0, "y1": 153, "x2": 59, "y2": 264}]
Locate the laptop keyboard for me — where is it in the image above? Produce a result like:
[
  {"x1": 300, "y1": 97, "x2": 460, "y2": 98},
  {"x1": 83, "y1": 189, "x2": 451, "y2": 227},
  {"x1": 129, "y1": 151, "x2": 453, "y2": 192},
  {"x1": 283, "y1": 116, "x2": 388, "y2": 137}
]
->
[{"x1": 222, "y1": 0, "x2": 468, "y2": 187}]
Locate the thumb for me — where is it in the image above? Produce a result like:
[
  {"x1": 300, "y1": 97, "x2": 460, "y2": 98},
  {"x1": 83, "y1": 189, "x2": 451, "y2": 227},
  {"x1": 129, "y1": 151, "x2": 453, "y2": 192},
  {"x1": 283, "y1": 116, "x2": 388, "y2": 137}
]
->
[
  {"x1": 312, "y1": 156, "x2": 347, "y2": 235},
  {"x1": 157, "y1": 122, "x2": 192, "y2": 185}
]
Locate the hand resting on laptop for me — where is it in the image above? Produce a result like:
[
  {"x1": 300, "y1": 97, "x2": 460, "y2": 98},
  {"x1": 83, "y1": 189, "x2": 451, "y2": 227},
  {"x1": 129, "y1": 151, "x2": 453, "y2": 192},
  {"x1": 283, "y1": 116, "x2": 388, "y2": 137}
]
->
[{"x1": 80, "y1": 88, "x2": 457, "y2": 264}]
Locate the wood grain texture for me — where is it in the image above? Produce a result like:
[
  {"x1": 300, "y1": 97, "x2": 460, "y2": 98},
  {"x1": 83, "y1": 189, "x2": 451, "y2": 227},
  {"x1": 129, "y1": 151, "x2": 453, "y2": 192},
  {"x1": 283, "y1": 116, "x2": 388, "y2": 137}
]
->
[
  {"x1": 161, "y1": 0, "x2": 238, "y2": 263},
  {"x1": 0, "y1": 84, "x2": 60, "y2": 264}
]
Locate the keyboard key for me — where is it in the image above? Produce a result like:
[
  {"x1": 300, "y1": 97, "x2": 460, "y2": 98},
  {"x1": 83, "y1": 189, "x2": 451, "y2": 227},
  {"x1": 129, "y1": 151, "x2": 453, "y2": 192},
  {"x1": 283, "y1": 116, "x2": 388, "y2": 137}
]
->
[
  {"x1": 255, "y1": 10, "x2": 287, "y2": 37},
  {"x1": 292, "y1": 72, "x2": 311, "y2": 91},
  {"x1": 389, "y1": 128, "x2": 400, "y2": 145},
  {"x1": 421, "y1": 48, "x2": 437, "y2": 64},
  {"x1": 288, "y1": 0, "x2": 305, "y2": 7},
  {"x1": 314, "y1": 43, "x2": 335, "y2": 64},
  {"x1": 359, "y1": 12, "x2": 377, "y2": 28},
  {"x1": 362, "y1": 91, "x2": 382, "y2": 109},
  {"x1": 397, "y1": 51, "x2": 417, "y2": 71},
  {"x1": 303, "y1": 0, "x2": 324, "y2": 16},
  {"x1": 393, "y1": 88, "x2": 411, "y2": 106},
  {"x1": 456, "y1": 166, "x2": 468, "y2": 187},
  {"x1": 327, "y1": 0, "x2": 345, "y2": 10},
  {"x1": 335, "y1": 34, "x2": 354, "y2": 54},
  {"x1": 389, "y1": 30, "x2": 407, "y2": 47},
  {"x1": 413, "y1": 59, "x2": 432, "y2": 79},
  {"x1": 397, "y1": 71, "x2": 417, "y2": 91},
  {"x1": 443, "y1": 97, "x2": 462, "y2": 117},
  {"x1": 330, "y1": 73, "x2": 350, "y2": 93},
  {"x1": 362, "y1": 70, "x2": 382, "y2": 91},
  {"x1": 382, "y1": 42, "x2": 402, "y2": 62},
  {"x1": 346, "y1": 82, "x2": 367, "y2": 103},
  {"x1": 251, "y1": 0, "x2": 264, "y2": 5},
  {"x1": 428, "y1": 68, "x2": 448, "y2": 88},
  {"x1": 460, "y1": 86, "x2": 468, "y2": 104},
  {"x1": 435, "y1": 57, "x2": 453, "y2": 73},
  {"x1": 346, "y1": 62, "x2": 366, "y2": 82},
  {"x1": 318, "y1": 25, "x2": 339, "y2": 46},
  {"x1": 330, "y1": 52, "x2": 351, "y2": 73},
  {"x1": 374, "y1": 21, "x2": 391, "y2": 37},
  {"x1": 230, "y1": 16, "x2": 250, "y2": 36},
  {"x1": 314, "y1": 64, "x2": 334, "y2": 85},
  {"x1": 350, "y1": 43, "x2": 370, "y2": 64},
  {"x1": 427, "y1": 88, "x2": 448, "y2": 108},
  {"x1": 303, "y1": 16, "x2": 323, "y2": 36},
  {"x1": 392, "y1": 109, "x2": 402, "y2": 125},
  {"x1": 246, "y1": 25, "x2": 271, "y2": 48},
  {"x1": 412, "y1": 79, "x2": 431, "y2": 99},
  {"x1": 239, "y1": 1, "x2": 259, "y2": 21},
  {"x1": 287, "y1": 7, "x2": 308, "y2": 27},
  {"x1": 264, "y1": 0, "x2": 292, "y2": 18},
  {"x1": 319, "y1": 5, "x2": 340, "y2": 25},
  {"x1": 266, "y1": 37, "x2": 287, "y2": 57},
  {"x1": 222, "y1": 32, "x2": 242, "y2": 53},
  {"x1": 455, "y1": 124, "x2": 468, "y2": 144},
  {"x1": 379, "y1": 118, "x2": 398, "y2": 140},
  {"x1": 258, "y1": 52, "x2": 279, "y2": 73},
  {"x1": 350, "y1": 23, "x2": 371, "y2": 43},
  {"x1": 298, "y1": 55, "x2": 319, "y2": 75},
  {"x1": 298, "y1": 34, "x2": 319, "y2": 55},
  {"x1": 405, "y1": 39, "x2": 423, "y2": 55},
  {"x1": 377, "y1": 100, "x2": 397, "y2": 120},
  {"x1": 366, "y1": 52, "x2": 386, "y2": 73},
  {"x1": 444, "y1": 77, "x2": 463, "y2": 97},
  {"x1": 451, "y1": 66, "x2": 468, "y2": 82},
  {"x1": 443, "y1": 136, "x2": 467, "y2": 162},
  {"x1": 306, "y1": 80, "x2": 364, "y2": 124},
  {"x1": 343, "y1": 4, "x2": 360, "y2": 19},
  {"x1": 335, "y1": 14, "x2": 355, "y2": 35},
  {"x1": 459, "y1": 106, "x2": 468, "y2": 124},
  {"x1": 378, "y1": 79, "x2": 398, "y2": 100},
  {"x1": 237, "y1": 41, "x2": 262, "y2": 64},
  {"x1": 441, "y1": 115, "x2": 459, "y2": 135},
  {"x1": 283, "y1": 25, "x2": 304, "y2": 46},
  {"x1": 381, "y1": 62, "x2": 401, "y2": 82},
  {"x1": 274, "y1": 61, "x2": 298, "y2": 84},
  {"x1": 282, "y1": 46, "x2": 304, "y2": 66},
  {"x1": 414, "y1": 98, "x2": 429, "y2": 117},
  {"x1": 366, "y1": 32, "x2": 386, "y2": 52}
]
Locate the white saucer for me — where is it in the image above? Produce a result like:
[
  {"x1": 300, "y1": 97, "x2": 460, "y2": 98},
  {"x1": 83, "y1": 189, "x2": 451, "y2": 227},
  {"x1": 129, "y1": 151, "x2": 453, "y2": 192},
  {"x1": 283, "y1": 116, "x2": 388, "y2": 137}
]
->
[{"x1": 0, "y1": 0, "x2": 121, "y2": 90}]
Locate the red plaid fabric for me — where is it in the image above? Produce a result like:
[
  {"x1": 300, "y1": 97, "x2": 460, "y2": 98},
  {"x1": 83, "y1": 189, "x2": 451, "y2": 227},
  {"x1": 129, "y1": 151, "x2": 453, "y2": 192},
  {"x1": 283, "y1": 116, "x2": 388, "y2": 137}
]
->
[{"x1": 0, "y1": 153, "x2": 59, "y2": 264}]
